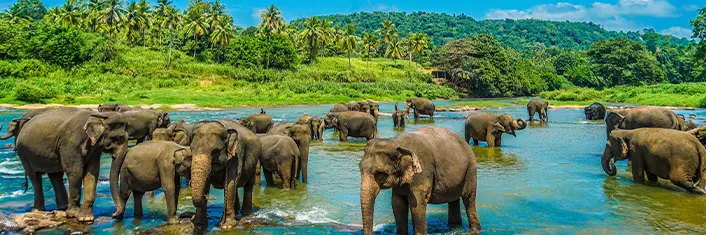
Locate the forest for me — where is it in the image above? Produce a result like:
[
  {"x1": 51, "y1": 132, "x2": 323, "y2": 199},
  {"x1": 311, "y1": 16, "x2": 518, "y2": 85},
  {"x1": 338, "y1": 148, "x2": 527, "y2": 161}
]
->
[{"x1": 1, "y1": 0, "x2": 706, "y2": 107}]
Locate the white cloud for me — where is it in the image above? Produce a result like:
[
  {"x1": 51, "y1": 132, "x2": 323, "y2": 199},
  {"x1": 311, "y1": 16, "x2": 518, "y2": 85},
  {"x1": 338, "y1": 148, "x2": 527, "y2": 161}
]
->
[
  {"x1": 486, "y1": 3, "x2": 586, "y2": 21},
  {"x1": 251, "y1": 8, "x2": 264, "y2": 23},
  {"x1": 683, "y1": 4, "x2": 702, "y2": 12},
  {"x1": 659, "y1": 26, "x2": 693, "y2": 38}
]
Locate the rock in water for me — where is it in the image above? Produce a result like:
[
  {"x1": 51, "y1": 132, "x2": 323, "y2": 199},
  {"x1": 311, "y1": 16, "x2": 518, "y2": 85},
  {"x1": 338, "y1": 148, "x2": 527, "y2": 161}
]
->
[{"x1": 10, "y1": 210, "x2": 65, "y2": 233}]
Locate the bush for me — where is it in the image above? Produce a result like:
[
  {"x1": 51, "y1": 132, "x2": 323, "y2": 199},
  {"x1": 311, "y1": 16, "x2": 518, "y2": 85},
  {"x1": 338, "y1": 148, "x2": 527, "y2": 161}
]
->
[{"x1": 14, "y1": 81, "x2": 57, "y2": 102}]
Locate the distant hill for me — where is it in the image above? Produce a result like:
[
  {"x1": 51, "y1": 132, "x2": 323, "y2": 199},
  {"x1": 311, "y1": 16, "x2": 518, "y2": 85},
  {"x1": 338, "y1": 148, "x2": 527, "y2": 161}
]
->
[{"x1": 289, "y1": 11, "x2": 692, "y2": 50}]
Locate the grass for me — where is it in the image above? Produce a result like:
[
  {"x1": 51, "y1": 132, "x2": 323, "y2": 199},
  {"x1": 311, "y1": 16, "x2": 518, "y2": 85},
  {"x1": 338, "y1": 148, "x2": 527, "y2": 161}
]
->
[
  {"x1": 537, "y1": 84, "x2": 706, "y2": 108},
  {"x1": 0, "y1": 47, "x2": 457, "y2": 107},
  {"x1": 439, "y1": 100, "x2": 515, "y2": 108}
]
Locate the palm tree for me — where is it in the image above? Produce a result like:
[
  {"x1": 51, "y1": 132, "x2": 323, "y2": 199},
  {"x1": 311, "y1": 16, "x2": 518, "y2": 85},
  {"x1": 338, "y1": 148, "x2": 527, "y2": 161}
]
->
[
  {"x1": 99, "y1": 0, "x2": 127, "y2": 37},
  {"x1": 184, "y1": 14, "x2": 209, "y2": 57},
  {"x1": 210, "y1": 22, "x2": 233, "y2": 62},
  {"x1": 362, "y1": 32, "x2": 379, "y2": 71},
  {"x1": 136, "y1": 0, "x2": 150, "y2": 46},
  {"x1": 82, "y1": 0, "x2": 104, "y2": 32},
  {"x1": 206, "y1": 0, "x2": 225, "y2": 32},
  {"x1": 57, "y1": 0, "x2": 81, "y2": 28},
  {"x1": 409, "y1": 33, "x2": 429, "y2": 69},
  {"x1": 301, "y1": 16, "x2": 323, "y2": 62},
  {"x1": 124, "y1": 1, "x2": 147, "y2": 44},
  {"x1": 44, "y1": 7, "x2": 61, "y2": 23},
  {"x1": 258, "y1": 4, "x2": 284, "y2": 36},
  {"x1": 160, "y1": 7, "x2": 181, "y2": 69},
  {"x1": 385, "y1": 36, "x2": 403, "y2": 64},
  {"x1": 376, "y1": 19, "x2": 397, "y2": 55},
  {"x1": 154, "y1": 0, "x2": 173, "y2": 44},
  {"x1": 318, "y1": 19, "x2": 332, "y2": 57},
  {"x1": 341, "y1": 24, "x2": 359, "y2": 71}
]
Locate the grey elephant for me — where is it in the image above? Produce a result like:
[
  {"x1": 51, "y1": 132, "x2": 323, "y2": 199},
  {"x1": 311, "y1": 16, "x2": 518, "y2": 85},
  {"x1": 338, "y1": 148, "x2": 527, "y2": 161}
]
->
[
  {"x1": 189, "y1": 120, "x2": 261, "y2": 229},
  {"x1": 268, "y1": 122, "x2": 295, "y2": 135},
  {"x1": 359, "y1": 100, "x2": 380, "y2": 123},
  {"x1": 166, "y1": 120, "x2": 193, "y2": 146},
  {"x1": 324, "y1": 112, "x2": 376, "y2": 141},
  {"x1": 0, "y1": 108, "x2": 54, "y2": 150},
  {"x1": 584, "y1": 102, "x2": 606, "y2": 120},
  {"x1": 359, "y1": 126, "x2": 481, "y2": 235},
  {"x1": 392, "y1": 104, "x2": 408, "y2": 128},
  {"x1": 288, "y1": 123, "x2": 311, "y2": 183},
  {"x1": 16, "y1": 107, "x2": 129, "y2": 222},
  {"x1": 259, "y1": 135, "x2": 300, "y2": 189},
  {"x1": 405, "y1": 97, "x2": 436, "y2": 120},
  {"x1": 296, "y1": 114, "x2": 324, "y2": 141},
  {"x1": 527, "y1": 98, "x2": 549, "y2": 122},
  {"x1": 602, "y1": 128, "x2": 706, "y2": 195},
  {"x1": 688, "y1": 124, "x2": 706, "y2": 144},
  {"x1": 329, "y1": 104, "x2": 349, "y2": 113},
  {"x1": 98, "y1": 104, "x2": 133, "y2": 112},
  {"x1": 345, "y1": 101, "x2": 360, "y2": 111},
  {"x1": 112, "y1": 141, "x2": 192, "y2": 224},
  {"x1": 605, "y1": 107, "x2": 683, "y2": 139},
  {"x1": 238, "y1": 113, "x2": 274, "y2": 134},
  {"x1": 124, "y1": 110, "x2": 170, "y2": 144},
  {"x1": 465, "y1": 112, "x2": 527, "y2": 147}
]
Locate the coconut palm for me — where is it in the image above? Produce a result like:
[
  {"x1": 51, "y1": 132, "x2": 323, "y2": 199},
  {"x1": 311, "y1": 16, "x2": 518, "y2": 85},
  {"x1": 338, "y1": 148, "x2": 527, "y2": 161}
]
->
[
  {"x1": 206, "y1": 0, "x2": 225, "y2": 31},
  {"x1": 318, "y1": 19, "x2": 332, "y2": 56},
  {"x1": 57, "y1": 0, "x2": 81, "y2": 28},
  {"x1": 136, "y1": 0, "x2": 150, "y2": 46},
  {"x1": 301, "y1": 16, "x2": 323, "y2": 62},
  {"x1": 160, "y1": 7, "x2": 181, "y2": 69},
  {"x1": 184, "y1": 14, "x2": 209, "y2": 57},
  {"x1": 362, "y1": 32, "x2": 379, "y2": 71},
  {"x1": 385, "y1": 36, "x2": 403, "y2": 63},
  {"x1": 153, "y1": 0, "x2": 172, "y2": 44},
  {"x1": 258, "y1": 4, "x2": 284, "y2": 36},
  {"x1": 124, "y1": 1, "x2": 147, "y2": 44},
  {"x1": 82, "y1": 0, "x2": 104, "y2": 32},
  {"x1": 341, "y1": 24, "x2": 359, "y2": 71},
  {"x1": 44, "y1": 7, "x2": 61, "y2": 23},
  {"x1": 99, "y1": 0, "x2": 127, "y2": 37},
  {"x1": 376, "y1": 19, "x2": 397, "y2": 55},
  {"x1": 409, "y1": 33, "x2": 429, "y2": 69},
  {"x1": 210, "y1": 22, "x2": 233, "y2": 62}
]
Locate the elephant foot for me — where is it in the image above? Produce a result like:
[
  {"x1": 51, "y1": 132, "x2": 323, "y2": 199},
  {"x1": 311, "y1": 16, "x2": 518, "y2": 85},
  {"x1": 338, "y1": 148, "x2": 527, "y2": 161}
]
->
[
  {"x1": 220, "y1": 218, "x2": 237, "y2": 230},
  {"x1": 112, "y1": 209, "x2": 125, "y2": 219},
  {"x1": 66, "y1": 207, "x2": 79, "y2": 218},
  {"x1": 76, "y1": 208, "x2": 94, "y2": 223},
  {"x1": 167, "y1": 217, "x2": 180, "y2": 225},
  {"x1": 693, "y1": 187, "x2": 706, "y2": 195}
]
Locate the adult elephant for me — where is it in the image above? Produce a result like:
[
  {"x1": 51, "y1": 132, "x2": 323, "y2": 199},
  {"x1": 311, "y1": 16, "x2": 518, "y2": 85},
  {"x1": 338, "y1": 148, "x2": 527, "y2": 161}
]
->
[
  {"x1": 345, "y1": 101, "x2": 360, "y2": 112},
  {"x1": 359, "y1": 126, "x2": 481, "y2": 235},
  {"x1": 124, "y1": 110, "x2": 170, "y2": 144},
  {"x1": 329, "y1": 104, "x2": 349, "y2": 113},
  {"x1": 166, "y1": 120, "x2": 193, "y2": 146},
  {"x1": 405, "y1": 97, "x2": 435, "y2": 120},
  {"x1": 359, "y1": 100, "x2": 380, "y2": 123},
  {"x1": 605, "y1": 107, "x2": 683, "y2": 139},
  {"x1": 189, "y1": 120, "x2": 261, "y2": 229},
  {"x1": 16, "y1": 107, "x2": 129, "y2": 222},
  {"x1": 584, "y1": 102, "x2": 606, "y2": 120},
  {"x1": 527, "y1": 98, "x2": 549, "y2": 122},
  {"x1": 259, "y1": 135, "x2": 300, "y2": 189},
  {"x1": 239, "y1": 113, "x2": 274, "y2": 134},
  {"x1": 268, "y1": 122, "x2": 295, "y2": 135},
  {"x1": 324, "y1": 112, "x2": 376, "y2": 142},
  {"x1": 465, "y1": 112, "x2": 527, "y2": 147},
  {"x1": 602, "y1": 128, "x2": 706, "y2": 195},
  {"x1": 296, "y1": 114, "x2": 324, "y2": 141},
  {"x1": 98, "y1": 104, "x2": 132, "y2": 112},
  {"x1": 0, "y1": 108, "x2": 54, "y2": 150},
  {"x1": 288, "y1": 123, "x2": 311, "y2": 183}
]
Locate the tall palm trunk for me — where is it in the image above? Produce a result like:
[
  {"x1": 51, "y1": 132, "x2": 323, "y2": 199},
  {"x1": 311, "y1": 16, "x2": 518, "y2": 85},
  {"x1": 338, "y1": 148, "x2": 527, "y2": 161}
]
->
[
  {"x1": 348, "y1": 49, "x2": 352, "y2": 71},
  {"x1": 193, "y1": 33, "x2": 198, "y2": 58},
  {"x1": 167, "y1": 29, "x2": 173, "y2": 69}
]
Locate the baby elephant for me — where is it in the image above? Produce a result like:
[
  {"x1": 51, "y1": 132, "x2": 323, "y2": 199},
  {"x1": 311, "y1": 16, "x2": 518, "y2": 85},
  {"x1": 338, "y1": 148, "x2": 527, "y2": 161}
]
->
[
  {"x1": 392, "y1": 104, "x2": 408, "y2": 128},
  {"x1": 113, "y1": 141, "x2": 192, "y2": 224},
  {"x1": 602, "y1": 128, "x2": 706, "y2": 195},
  {"x1": 259, "y1": 135, "x2": 300, "y2": 189}
]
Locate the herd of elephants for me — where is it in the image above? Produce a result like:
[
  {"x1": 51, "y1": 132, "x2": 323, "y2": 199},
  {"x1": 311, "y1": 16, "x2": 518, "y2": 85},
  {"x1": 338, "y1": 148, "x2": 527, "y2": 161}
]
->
[{"x1": 4, "y1": 96, "x2": 706, "y2": 234}]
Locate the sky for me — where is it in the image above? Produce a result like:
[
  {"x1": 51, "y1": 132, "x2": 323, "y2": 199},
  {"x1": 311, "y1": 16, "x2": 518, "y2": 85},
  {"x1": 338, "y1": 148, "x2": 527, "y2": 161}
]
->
[{"x1": 1, "y1": 0, "x2": 703, "y2": 38}]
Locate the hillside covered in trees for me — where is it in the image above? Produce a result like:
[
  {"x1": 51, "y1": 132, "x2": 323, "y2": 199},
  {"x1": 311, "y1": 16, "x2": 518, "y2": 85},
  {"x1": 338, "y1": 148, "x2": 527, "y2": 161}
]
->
[{"x1": 289, "y1": 11, "x2": 692, "y2": 50}]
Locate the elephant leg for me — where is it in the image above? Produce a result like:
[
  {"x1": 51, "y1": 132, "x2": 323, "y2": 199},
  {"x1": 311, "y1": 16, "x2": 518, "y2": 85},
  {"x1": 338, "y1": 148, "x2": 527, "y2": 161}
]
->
[
  {"x1": 645, "y1": 171, "x2": 659, "y2": 183},
  {"x1": 241, "y1": 177, "x2": 255, "y2": 215},
  {"x1": 301, "y1": 152, "x2": 308, "y2": 184},
  {"x1": 409, "y1": 191, "x2": 428, "y2": 235},
  {"x1": 114, "y1": 171, "x2": 131, "y2": 219},
  {"x1": 430, "y1": 111, "x2": 435, "y2": 120},
  {"x1": 133, "y1": 191, "x2": 145, "y2": 218},
  {"x1": 464, "y1": 130, "x2": 471, "y2": 144},
  {"x1": 473, "y1": 139, "x2": 479, "y2": 146},
  {"x1": 486, "y1": 132, "x2": 496, "y2": 148},
  {"x1": 77, "y1": 159, "x2": 100, "y2": 222},
  {"x1": 340, "y1": 128, "x2": 349, "y2": 142},
  {"x1": 462, "y1": 194, "x2": 481, "y2": 232},
  {"x1": 254, "y1": 160, "x2": 262, "y2": 186},
  {"x1": 221, "y1": 167, "x2": 238, "y2": 229},
  {"x1": 448, "y1": 199, "x2": 462, "y2": 227},
  {"x1": 496, "y1": 136, "x2": 503, "y2": 147},
  {"x1": 263, "y1": 168, "x2": 275, "y2": 186},
  {"x1": 48, "y1": 172, "x2": 68, "y2": 211},
  {"x1": 277, "y1": 160, "x2": 293, "y2": 190},
  {"x1": 414, "y1": 111, "x2": 420, "y2": 119},
  {"x1": 391, "y1": 193, "x2": 409, "y2": 235},
  {"x1": 65, "y1": 167, "x2": 84, "y2": 218},
  {"x1": 28, "y1": 172, "x2": 45, "y2": 211},
  {"x1": 161, "y1": 172, "x2": 178, "y2": 224},
  {"x1": 668, "y1": 168, "x2": 704, "y2": 194},
  {"x1": 630, "y1": 159, "x2": 645, "y2": 184}
]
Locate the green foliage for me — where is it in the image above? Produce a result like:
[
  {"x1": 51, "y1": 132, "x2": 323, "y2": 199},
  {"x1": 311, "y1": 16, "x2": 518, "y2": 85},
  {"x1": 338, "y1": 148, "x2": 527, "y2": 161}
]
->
[
  {"x1": 587, "y1": 38, "x2": 665, "y2": 86},
  {"x1": 6, "y1": 0, "x2": 46, "y2": 21},
  {"x1": 224, "y1": 34, "x2": 298, "y2": 70},
  {"x1": 539, "y1": 84, "x2": 706, "y2": 108}
]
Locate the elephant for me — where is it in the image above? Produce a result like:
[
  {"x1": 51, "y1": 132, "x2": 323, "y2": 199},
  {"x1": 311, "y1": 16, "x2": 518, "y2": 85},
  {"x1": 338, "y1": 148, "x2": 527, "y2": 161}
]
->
[
  {"x1": 112, "y1": 141, "x2": 192, "y2": 224},
  {"x1": 329, "y1": 104, "x2": 349, "y2": 113},
  {"x1": 392, "y1": 104, "x2": 408, "y2": 128},
  {"x1": 124, "y1": 110, "x2": 170, "y2": 144},
  {"x1": 464, "y1": 112, "x2": 527, "y2": 147},
  {"x1": 359, "y1": 126, "x2": 481, "y2": 235},
  {"x1": 359, "y1": 100, "x2": 380, "y2": 123},
  {"x1": 189, "y1": 120, "x2": 261, "y2": 229},
  {"x1": 527, "y1": 98, "x2": 549, "y2": 122},
  {"x1": 324, "y1": 112, "x2": 377, "y2": 141},
  {"x1": 584, "y1": 102, "x2": 606, "y2": 120},
  {"x1": 677, "y1": 114, "x2": 699, "y2": 131},
  {"x1": 259, "y1": 135, "x2": 300, "y2": 189},
  {"x1": 687, "y1": 124, "x2": 706, "y2": 144},
  {"x1": 296, "y1": 114, "x2": 324, "y2": 141},
  {"x1": 602, "y1": 128, "x2": 706, "y2": 195},
  {"x1": 288, "y1": 123, "x2": 311, "y2": 183},
  {"x1": 345, "y1": 101, "x2": 361, "y2": 112},
  {"x1": 98, "y1": 104, "x2": 133, "y2": 112},
  {"x1": 405, "y1": 97, "x2": 436, "y2": 120},
  {"x1": 605, "y1": 107, "x2": 683, "y2": 139},
  {"x1": 166, "y1": 120, "x2": 193, "y2": 146},
  {"x1": 268, "y1": 122, "x2": 295, "y2": 135},
  {"x1": 16, "y1": 107, "x2": 129, "y2": 222},
  {"x1": 238, "y1": 113, "x2": 274, "y2": 134},
  {"x1": 0, "y1": 108, "x2": 54, "y2": 151}
]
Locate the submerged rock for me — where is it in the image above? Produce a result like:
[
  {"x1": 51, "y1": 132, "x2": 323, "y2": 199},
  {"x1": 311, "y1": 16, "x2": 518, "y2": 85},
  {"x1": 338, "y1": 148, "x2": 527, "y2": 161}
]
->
[{"x1": 7, "y1": 210, "x2": 65, "y2": 233}]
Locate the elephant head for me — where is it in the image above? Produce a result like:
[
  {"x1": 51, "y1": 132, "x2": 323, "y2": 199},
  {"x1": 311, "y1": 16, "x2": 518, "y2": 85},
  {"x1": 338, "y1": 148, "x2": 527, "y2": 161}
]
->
[
  {"x1": 584, "y1": 105, "x2": 598, "y2": 120},
  {"x1": 496, "y1": 114, "x2": 527, "y2": 137},
  {"x1": 605, "y1": 112, "x2": 626, "y2": 138},
  {"x1": 405, "y1": 98, "x2": 416, "y2": 115},
  {"x1": 168, "y1": 120, "x2": 192, "y2": 146},
  {"x1": 0, "y1": 118, "x2": 21, "y2": 140},
  {"x1": 174, "y1": 147, "x2": 193, "y2": 180},
  {"x1": 323, "y1": 113, "x2": 338, "y2": 129},
  {"x1": 155, "y1": 110, "x2": 170, "y2": 128},
  {"x1": 358, "y1": 101, "x2": 371, "y2": 114},
  {"x1": 393, "y1": 104, "x2": 408, "y2": 127},
  {"x1": 189, "y1": 121, "x2": 239, "y2": 225},
  {"x1": 152, "y1": 128, "x2": 174, "y2": 141},
  {"x1": 359, "y1": 139, "x2": 422, "y2": 235},
  {"x1": 688, "y1": 125, "x2": 706, "y2": 144},
  {"x1": 85, "y1": 113, "x2": 129, "y2": 210},
  {"x1": 97, "y1": 104, "x2": 117, "y2": 112},
  {"x1": 238, "y1": 118, "x2": 254, "y2": 131},
  {"x1": 602, "y1": 131, "x2": 631, "y2": 176},
  {"x1": 309, "y1": 117, "x2": 324, "y2": 141}
]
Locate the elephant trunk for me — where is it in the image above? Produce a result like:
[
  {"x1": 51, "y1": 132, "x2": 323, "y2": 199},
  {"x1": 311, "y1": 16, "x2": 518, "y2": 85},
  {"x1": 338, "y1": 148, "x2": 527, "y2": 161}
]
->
[
  {"x1": 0, "y1": 129, "x2": 12, "y2": 140},
  {"x1": 361, "y1": 172, "x2": 380, "y2": 235},
  {"x1": 191, "y1": 154, "x2": 212, "y2": 225},
  {"x1": 601, "y1": 147, "x2": 617, "y2": 176},
  {"x1": 515, "y1": 118, "x2": 527, "y2": 130},
  {"x1": 109, "y1": 142, "x2": 128, "y2": 215},
  {"x1": 317, "y1": 123, "x2": 324, "y2": 141}
]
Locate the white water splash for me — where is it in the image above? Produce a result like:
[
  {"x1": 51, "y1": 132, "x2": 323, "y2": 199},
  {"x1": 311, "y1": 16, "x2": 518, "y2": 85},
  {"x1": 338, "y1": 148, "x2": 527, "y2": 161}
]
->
[
  {"x1": 254, "y1": 206, "x2": 337, "y2": 225},
  {"x1": 0, "y1": 166, "x2": 23, "y2": 175},
  {"x1": 0, "y1": 190, "x2": 29, "y2": 199}
]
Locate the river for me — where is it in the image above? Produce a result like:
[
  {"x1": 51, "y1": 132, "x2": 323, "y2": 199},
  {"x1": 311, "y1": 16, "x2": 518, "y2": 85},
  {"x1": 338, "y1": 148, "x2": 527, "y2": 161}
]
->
[{"x1": 1, "y1": 99, "x2": 706, "y2": 234}]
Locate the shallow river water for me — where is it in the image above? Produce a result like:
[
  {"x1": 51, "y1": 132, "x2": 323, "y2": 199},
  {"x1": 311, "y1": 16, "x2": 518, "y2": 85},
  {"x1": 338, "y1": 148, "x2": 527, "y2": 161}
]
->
[{"x1": 2, "y1": 99, "x2": 706, "y2": 234}]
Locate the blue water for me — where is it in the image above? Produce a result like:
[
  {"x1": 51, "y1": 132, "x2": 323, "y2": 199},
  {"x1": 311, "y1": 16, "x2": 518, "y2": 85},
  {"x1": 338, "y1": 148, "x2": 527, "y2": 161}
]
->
[{"x1": 2, "y1": 99, "x2": 706, "y2": 234}]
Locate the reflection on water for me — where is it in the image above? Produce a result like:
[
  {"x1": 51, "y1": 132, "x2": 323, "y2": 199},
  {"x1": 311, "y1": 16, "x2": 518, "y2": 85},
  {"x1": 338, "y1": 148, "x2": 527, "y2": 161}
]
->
[
  {"x1": 1, "y1": 101, "x2": 706, "y2": 234},
  {"x1": 528, "y1": 121, "x2": 548, "y2": 128}
]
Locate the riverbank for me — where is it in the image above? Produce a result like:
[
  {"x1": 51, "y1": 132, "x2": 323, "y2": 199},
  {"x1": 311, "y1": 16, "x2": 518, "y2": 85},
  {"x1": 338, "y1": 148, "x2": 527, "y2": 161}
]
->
[{"x1": 537, "y1": 84, "x2": 706, "y2": 108}]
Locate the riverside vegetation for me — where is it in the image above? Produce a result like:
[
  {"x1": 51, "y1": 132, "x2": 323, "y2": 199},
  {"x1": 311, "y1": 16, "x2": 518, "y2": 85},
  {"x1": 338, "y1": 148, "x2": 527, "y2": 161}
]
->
[{"x1": 1, "y1": 0, "x2": 706, "y2": 107}]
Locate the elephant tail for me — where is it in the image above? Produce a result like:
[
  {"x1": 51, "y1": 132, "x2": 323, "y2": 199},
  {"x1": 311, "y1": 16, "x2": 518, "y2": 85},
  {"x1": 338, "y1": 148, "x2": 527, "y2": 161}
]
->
[
  {"x1": 22, "y1": 173, "x2": 28, "y2": 193},
  {"x1": 696, "y1": 143, "x2": 706, "y2": 185}
]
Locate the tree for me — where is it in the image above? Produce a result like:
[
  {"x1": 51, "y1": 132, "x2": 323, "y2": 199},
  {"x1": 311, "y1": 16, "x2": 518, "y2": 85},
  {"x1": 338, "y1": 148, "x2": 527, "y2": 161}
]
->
[
  {"x1": 184, "y1": 14, "x2": 209, "y2": 57},
  {"x1": 691, "y1": 7, "x2": 706, "y2": 80},
  {"x1": 160, "y1": 7, "x2": 181, "y2": 69},
  {"x1": 362, "y1": 32, "x2": 379, "y2": 71},
  {"x1": 587, "y1": 38, "x2": 665, "y2": 86},
  {"x1": 385, "y1": 36, "x2": 403, "y2": 63},
  {"x1": 408, "y1": 33, "x2": 429, "y2": 69},
  {"x1": 99, "y1": 0, "x2": 127, "y2": 37},
  {"x1": 341, "y1": 24, "x2": 359, "y2": 71},
  {"x1": 301, "y1": 16, "x2": 322, "y2": 62},
  {"x1": 377, "y1": 19, "x2": 397, "y2": 56},
  {"x1": 124, "y1": 1, "x2": 148, "y2": 44},
  {"x1": 57, "y1": 0, "x2": 81, "y2": 28},
  {"x1": 258, "y1": 4, "x2": 284, "y2": 36},
  {"x1": 206, "y1": 0, "x2": 225, "y2": 32},
  {"x1": 210, "y1": 22, "x2": 232, "y2": 62},
  {"x1": 7, "y1": 0, "x2": 46, "y2": 21}
]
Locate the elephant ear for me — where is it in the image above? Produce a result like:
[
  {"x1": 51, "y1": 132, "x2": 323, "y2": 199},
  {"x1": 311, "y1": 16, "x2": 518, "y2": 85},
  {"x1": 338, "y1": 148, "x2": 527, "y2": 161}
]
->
[
  {"x1": 396, "y1": 147, "x2": 422, "y2": 185},
  {"x1": 492, "y1": 122, "x2": 506, "y2": 133},
  {"x1": 618, "y1": 137, "x2": 629, "y2": 158},
  {"x1": 174, "y1": 148, "x2": 192, "y2": 165},
  {"x1": 226, "y1": 128, "x2": 239, "y2": 159},
  {"x1": 84, "y1": 114, "x2": 108, "y2": 146}
]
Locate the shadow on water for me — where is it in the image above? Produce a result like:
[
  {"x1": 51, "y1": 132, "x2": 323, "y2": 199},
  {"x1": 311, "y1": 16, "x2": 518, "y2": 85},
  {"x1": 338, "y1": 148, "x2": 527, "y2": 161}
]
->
[
  {"x1": 409, "y1": 119, "x2": 435, "y2": 125},
  {"x1": 472, "y1": 147, "x2": 522, "y2": 168},
  {"x1": 528, "y1": 121, "x2": 548, "y2": 128}
]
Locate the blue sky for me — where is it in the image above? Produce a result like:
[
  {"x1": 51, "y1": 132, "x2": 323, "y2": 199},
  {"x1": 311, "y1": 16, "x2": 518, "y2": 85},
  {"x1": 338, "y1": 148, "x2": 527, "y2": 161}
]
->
[{"x1": 1, "y1": 0, "x2": 703, "y2": 38}]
